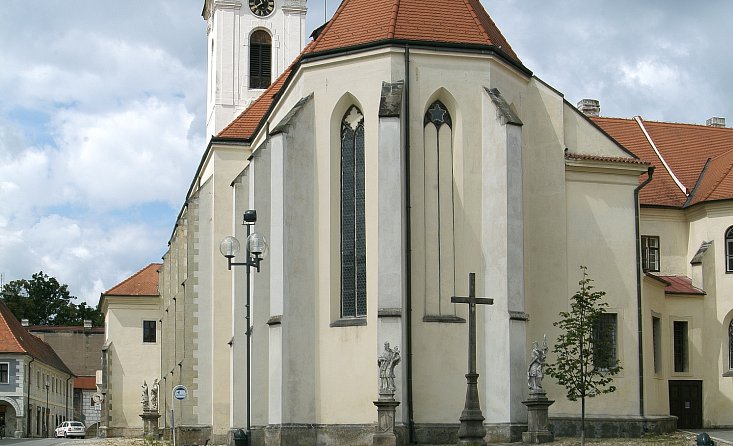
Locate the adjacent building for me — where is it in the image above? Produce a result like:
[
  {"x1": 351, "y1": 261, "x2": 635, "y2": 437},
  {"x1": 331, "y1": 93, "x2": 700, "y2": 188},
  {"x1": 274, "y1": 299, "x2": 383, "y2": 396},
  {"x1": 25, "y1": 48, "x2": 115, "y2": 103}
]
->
[
  {"x1": 0, "y1": 301, "x2": 75, "y2": 438},
  {"x1": 99, "y1": 263, "x2": 162, "y2": 437}
]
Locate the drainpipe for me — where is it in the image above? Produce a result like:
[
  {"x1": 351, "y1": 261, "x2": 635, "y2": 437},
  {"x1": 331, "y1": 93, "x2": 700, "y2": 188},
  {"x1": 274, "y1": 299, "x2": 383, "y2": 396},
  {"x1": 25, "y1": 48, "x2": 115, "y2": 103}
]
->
[
  {"x1": 27, "y1": 358, "x2": 34, "y2": 437},
  {"x1": 634, "y1": 166, "x2": 654, "y2": 419},
  {"x1": 65, "y1": 376, "x2": 71, "y2": 421},
  {"x1": 403, "y1": 44, "x2": 416, "y2": 444}
]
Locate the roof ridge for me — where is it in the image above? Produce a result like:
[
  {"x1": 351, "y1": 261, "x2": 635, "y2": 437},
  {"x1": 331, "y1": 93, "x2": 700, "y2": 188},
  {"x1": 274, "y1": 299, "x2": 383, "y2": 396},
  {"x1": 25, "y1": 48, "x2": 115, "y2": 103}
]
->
[
  {"x1": 634, "y1": 116, "x2": 688, "y2": 195},
  {"x1": 463, "y1": 0, "x2": 491, "y2": 42},
  {"x1": 387, "y1": 0, "x2": 400, "y2": 39},
  {"x1": 104, "y1": 262, "x2": 161, "y2": 295}
]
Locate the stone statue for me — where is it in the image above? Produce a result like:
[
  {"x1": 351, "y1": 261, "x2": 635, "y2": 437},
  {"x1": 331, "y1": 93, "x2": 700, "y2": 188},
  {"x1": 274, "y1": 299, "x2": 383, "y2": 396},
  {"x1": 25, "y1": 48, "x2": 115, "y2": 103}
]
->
[
  {"x1": 150, "y1": 379, "x2": 159, "y2": 412},
  {"x1": 378, "y1": 342, "x2": 401, "y2": 394},
  {"x1": 141, "y1": 380, "x2": 149, "y2": 411},
  {"x1": 527, "y1": 335, "x2": 548, "y2": 392}
]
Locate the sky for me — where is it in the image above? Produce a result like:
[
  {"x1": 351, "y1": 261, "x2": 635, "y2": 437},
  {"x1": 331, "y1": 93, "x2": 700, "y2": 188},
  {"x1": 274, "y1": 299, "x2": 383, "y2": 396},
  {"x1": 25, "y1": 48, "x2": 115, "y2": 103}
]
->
[{"x1": 1, "y1": 1, "x2": 731, "y2": 306}]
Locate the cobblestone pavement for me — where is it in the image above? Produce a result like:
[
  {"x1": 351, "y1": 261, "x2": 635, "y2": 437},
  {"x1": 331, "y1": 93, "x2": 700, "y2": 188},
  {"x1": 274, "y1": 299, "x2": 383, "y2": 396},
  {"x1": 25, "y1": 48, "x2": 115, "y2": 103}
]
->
[{"x1": 62, "y1": 430, "x2": 719, "y2": 446}]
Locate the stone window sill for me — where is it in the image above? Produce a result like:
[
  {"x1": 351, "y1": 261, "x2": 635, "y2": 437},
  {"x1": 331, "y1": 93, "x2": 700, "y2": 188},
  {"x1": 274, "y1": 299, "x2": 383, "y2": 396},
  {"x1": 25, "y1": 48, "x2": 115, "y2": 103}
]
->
[{"x1": 330, "y1": 318, "x2": 367, "y2": 328}]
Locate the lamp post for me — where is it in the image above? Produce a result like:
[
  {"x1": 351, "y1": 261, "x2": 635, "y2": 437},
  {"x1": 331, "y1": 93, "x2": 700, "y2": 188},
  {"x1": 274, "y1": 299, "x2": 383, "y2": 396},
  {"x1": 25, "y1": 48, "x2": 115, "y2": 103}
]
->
[
  {"x1": 45, "y1": 381, "x2": 49, "y2": 438},
  {"x1": 220, "y1": 209, "x2": 267, "y2": 446}
]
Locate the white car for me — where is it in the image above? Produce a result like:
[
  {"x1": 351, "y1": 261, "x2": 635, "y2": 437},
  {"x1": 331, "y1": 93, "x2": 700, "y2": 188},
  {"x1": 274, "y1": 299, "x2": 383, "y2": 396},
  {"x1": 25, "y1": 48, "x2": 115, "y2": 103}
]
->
[{"x1": 55, "y1": 421, "x2": 85, "y2": 438}]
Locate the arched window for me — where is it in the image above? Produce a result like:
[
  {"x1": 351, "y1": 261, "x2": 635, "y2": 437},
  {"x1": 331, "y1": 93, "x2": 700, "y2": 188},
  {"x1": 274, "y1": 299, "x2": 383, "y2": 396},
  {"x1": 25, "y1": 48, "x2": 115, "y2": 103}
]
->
[
  {"x1": 729, "y1": 319, "x2": 733, "y2": 369},
  {"x1": 341, "y1": 106, "x2": 366, "y2": 318},
  {"x1": 415, "y1": 100, "x2": 456, "y2": 316},
  {"x1": 249, "y1": 30, "x2": 271, "y2": 89},
  {"x1": 726, "y1": 227, "x2": 733, "y2": 272}
]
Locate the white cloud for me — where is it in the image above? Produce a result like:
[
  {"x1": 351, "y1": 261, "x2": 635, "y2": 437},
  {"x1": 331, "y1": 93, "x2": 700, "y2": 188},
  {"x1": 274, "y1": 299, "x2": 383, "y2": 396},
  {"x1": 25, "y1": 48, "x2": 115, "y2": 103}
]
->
[{"x1": 620, "y1": 59, "x2": 685, "y2": 93}]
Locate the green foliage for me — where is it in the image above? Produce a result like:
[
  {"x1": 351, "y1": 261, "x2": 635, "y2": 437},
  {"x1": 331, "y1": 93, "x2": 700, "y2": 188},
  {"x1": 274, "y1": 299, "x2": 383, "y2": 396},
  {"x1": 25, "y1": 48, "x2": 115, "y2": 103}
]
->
[
  {"x1": 546, "y1": 266, "x2": 621, "y2": 400},
  {"x1": 1, "y1": 271, "x2": 103, "y2": 326}
]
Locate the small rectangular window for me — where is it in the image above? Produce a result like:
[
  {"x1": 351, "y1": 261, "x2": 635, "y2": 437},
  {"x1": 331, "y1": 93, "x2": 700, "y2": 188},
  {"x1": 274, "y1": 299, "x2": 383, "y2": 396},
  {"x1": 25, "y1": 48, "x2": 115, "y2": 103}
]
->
[
  {"x1": 0, "y1": 363, "x2": 8, "y2": 384},
  {"x1": 593, "y1": 313, "x2": 618, "y2": 370},
  {"x1": 143, "y1": 320, "x2": 157, "y2": 343},
  {"x1": 641, "y1": 235, "x2": 660, "y2": 272},
  {"x1": 673, "y1": 320, "x2": 689, "y2": 373},
  {"x1": 652, "y1": 316, "x2": 661, "y2": 374}
]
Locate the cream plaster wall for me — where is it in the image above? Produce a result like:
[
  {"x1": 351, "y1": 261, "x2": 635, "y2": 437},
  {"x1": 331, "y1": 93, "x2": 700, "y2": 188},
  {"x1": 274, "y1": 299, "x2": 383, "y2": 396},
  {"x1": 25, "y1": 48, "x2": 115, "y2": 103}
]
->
[
  {"x1": 640, "y1": 208, "x2": 689, "y2": 276},
  {"x1": 103, "y1": 297, "x2": 161, "y2": 431}
]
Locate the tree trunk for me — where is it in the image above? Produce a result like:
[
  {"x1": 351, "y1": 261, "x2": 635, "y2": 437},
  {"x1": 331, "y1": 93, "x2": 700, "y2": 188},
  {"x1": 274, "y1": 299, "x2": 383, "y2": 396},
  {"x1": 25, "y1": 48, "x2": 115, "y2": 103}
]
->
[{"x1": 581, "y1": 396, "x2": 586, "y2": 446}]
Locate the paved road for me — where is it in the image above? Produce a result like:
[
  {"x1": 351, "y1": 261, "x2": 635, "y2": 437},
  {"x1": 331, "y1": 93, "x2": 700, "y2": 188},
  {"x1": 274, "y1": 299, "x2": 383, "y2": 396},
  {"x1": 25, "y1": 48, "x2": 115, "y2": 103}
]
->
[{"x1": 0, "y1": 439, "x2": 81, "y2": 446}]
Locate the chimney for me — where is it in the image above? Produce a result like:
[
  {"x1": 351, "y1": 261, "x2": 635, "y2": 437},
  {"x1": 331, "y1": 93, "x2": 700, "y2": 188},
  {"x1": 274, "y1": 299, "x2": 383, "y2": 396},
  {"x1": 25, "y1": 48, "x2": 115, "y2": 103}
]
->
[
  {"x1": 577, "y1": 99, "x2": 600, "y2": 117},
  {"x1": 84, "y1": 319, "x2": 93, "y2": 330},
  {"x1": 21, "y1": 319, "x2": 29, "y2": 327},
  {"x1": 706, "y1": 117, "x2": 726, "y2": 128}
]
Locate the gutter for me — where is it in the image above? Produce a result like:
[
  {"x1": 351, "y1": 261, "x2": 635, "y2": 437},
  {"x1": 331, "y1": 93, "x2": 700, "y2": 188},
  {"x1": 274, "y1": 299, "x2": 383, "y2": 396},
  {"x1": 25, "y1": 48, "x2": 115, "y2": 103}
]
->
[
  {"x1": 634, "y1": 166, "x2": 654, "y2": 419},
  {"x1": 404, "y1": 45, "x2": 416, "y2": 444}
]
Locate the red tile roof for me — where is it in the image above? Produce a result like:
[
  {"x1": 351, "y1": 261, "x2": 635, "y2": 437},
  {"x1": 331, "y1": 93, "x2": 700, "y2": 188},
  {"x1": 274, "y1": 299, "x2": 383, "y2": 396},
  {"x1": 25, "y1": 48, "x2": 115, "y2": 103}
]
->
[
  {"x1": 74, "y1": 376, "x2": 97, "y2": 390},
  {"x1": 218, "y1": 0, "x2": 524, "y2": 141},
  {"x1": 592, "y1": 117, "x2": 733, "y2": 208},
  {"x1": 308, "y1": 0, "x2": 521, "y2": 65},
  {"x1": 565, "y1": 152, "x2": 647, "y2": 165},
  {"x1": 650, "y1": 275, "x2": 705, "y2": 296},
  {"x1": 104, "y1": 263, "x2": 161, "y2": 296},
  {"x1": 0, "y1": 301, "x2": 74, "y2": 375}
]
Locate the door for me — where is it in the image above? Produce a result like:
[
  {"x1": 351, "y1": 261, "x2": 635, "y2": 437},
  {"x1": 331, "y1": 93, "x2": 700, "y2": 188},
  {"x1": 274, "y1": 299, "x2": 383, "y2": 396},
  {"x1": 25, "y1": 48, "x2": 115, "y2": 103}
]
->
[{"x1": 669, "y1": 380, "x2": 703, "y2": 428}]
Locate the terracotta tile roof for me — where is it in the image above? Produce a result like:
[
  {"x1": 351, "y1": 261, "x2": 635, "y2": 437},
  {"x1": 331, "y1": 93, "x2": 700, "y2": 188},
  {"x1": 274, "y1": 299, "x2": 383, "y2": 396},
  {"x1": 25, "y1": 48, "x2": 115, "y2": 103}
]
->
[
  {"x1": 564, "y1": 152, "x2": 647, "y2": 165},
  {"x1": 0, "y1": 300, "x2": 74, "y2": 375},
  {"x1": 74, "y1": 376, "x2": 97, "y2": 390},
  {"x1": 592, "y1": 117, "x2": 733, "y2": 208},
  {"x1": 28, "y1": 325, "x2": 104, "y2": 334},
  {"x1": 651, "y1": 274, "x2": 705, "y2": 296},
  {"x1": 104, "y1": 263, "x2": 161, "y2": 296},
  {"x1": 308, "y1": 0, "x2": 521, "y2": 65},
  {"x1": 219, "y1": 0, "x2": 524, "y2": 141}
]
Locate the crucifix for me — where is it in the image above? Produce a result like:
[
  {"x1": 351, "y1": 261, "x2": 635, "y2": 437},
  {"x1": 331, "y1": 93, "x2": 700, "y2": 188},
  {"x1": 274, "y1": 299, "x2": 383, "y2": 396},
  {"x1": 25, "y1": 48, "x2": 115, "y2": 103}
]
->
[{"x1": 451, "y1": 272, "x2": 493, "y2": 445}]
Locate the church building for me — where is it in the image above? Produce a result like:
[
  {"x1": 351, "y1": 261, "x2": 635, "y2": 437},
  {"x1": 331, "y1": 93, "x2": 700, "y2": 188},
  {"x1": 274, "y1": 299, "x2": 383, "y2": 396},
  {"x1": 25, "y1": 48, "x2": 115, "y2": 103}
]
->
[{"x1": 113, "y1": 0, "x2": 733, "y2": 444}]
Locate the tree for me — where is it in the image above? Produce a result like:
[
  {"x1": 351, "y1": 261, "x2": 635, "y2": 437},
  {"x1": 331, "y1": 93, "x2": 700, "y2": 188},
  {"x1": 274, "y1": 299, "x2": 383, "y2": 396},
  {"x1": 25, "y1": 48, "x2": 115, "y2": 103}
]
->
[
  {"x1": 1, "y1": 271, "x2": 103, "y2": 326},
  {"x1": 545, "y1": 266, "x2": 621, "y2": 445}
]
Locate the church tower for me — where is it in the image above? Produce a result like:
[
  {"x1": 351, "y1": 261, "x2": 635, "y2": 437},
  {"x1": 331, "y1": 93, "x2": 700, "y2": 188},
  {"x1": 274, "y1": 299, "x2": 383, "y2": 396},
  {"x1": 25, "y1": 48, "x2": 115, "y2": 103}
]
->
[{"x1": 202, "y1": 0, "x2": 307, "y2": 139}]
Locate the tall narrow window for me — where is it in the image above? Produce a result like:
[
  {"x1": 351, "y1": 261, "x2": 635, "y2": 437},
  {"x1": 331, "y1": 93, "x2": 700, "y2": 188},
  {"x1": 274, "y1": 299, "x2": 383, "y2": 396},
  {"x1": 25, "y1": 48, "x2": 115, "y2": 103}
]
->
[
  {"x1": 0, "y1": 363, "x2": 8, "y2": 384},
  {"x1": 726, "y1": 227, "x2": 733, "y2": 272},
  {"x1": 652, "y1": 316, "x2": 661, "y2": 374},
  {"x1": 641, "y1": 235, "x2": 660, "y2": 272},
  {"x1": 143, "y1": 320, "x2": 157, "y2": 343},
  {"x1": 673, "y1": 320, "x2": 689, "y2": 372},
  {"x1": 249, "y1": 30, "x2": 272, "y2": 89},
  {"x1": 416, "y1": 100, "x2": 456, "y2": 316},
  {"x1": 341, "y1": 106, "x2": 366, "y2": 318},
  {"x1": 593, "y1": 313, "x2": 618, "y2": 370},
  {"x1": 729, "y1": 319, "x2": 733, "y2": 369}
]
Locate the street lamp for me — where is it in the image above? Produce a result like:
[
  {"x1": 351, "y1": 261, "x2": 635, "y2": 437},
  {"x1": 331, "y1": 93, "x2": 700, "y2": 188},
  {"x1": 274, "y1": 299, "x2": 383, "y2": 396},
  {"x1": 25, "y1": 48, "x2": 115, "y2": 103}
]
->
[
  {"x1": 220, "y1": 209, "x2": 267, "y2": 446},
  {"x1": 45, "y1": 380, "x2": 49, "y2": 438}
]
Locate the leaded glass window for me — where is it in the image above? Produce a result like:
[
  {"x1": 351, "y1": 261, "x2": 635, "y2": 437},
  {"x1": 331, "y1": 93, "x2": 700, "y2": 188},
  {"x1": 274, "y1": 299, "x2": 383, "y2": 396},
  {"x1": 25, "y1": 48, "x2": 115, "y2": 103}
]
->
[
  {"x1": 341, "y1": 106, "x2": 366, "y2": 318},
  {"x1": 673, "y1": 320, "x2": 689, "y2": 373},
  {"x1": 726, "y1": 227, "x2": 733, "y2": 272},
  {"x1": 593, "y1": 313, "x2": 618, "y2": 370},
  {"x1": 249, "y1": 30, "x2": 272, "y2": 89}
]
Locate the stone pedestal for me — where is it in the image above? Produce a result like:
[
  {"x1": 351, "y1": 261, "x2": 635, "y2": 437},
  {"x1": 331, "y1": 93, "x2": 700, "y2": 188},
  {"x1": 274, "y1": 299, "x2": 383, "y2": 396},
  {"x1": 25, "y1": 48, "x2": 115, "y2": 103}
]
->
[
  {"x1": 140, "y1": 411, "x2": 161, "y2": 440},
  {"x1": 522, "y1": 391, "x2": 554, "y2": 444},
  {"x1": 373, "y1": 398, "x2": 400, "y2": 446}
]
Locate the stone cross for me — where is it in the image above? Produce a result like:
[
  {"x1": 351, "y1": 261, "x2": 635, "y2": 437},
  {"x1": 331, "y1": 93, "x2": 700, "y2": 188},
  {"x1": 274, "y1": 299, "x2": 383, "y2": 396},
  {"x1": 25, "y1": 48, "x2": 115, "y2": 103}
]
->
[{"x1": 451, "y1": 272, "x2": 493, "y2": 445}]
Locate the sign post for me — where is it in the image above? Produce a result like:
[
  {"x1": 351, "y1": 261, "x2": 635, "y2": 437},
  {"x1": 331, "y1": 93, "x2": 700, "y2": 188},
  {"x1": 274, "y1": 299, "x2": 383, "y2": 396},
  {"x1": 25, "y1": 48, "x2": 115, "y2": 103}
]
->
[{"x1": 171, "y1": 385, "x2": 188, "y2": 446}]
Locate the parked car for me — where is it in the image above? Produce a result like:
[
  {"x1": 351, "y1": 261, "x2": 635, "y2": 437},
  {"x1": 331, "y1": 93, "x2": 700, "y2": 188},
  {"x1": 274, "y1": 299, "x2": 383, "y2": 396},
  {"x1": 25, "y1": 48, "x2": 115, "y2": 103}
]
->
[{"x1": 55, "y1": 421, "x2": 85, "y2": 438}]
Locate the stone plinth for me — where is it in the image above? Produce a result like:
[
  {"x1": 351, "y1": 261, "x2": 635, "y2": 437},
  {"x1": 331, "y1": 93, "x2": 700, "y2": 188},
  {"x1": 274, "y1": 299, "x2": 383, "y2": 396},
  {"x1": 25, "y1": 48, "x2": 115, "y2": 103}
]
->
[
  {"x1": 522, "y1": 391, "x2": 554, "y2": 444},
  {"x1": 140, "y1": 412, "x2": 161, "y2": 440},
  {"x1": 373, "y1": 398, "x2": 400, "y2": 446}
]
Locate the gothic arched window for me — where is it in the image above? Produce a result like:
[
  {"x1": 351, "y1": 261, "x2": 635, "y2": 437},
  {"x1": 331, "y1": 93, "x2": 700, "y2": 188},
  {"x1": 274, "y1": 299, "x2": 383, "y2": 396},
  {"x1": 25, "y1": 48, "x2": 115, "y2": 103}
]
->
[
  {"x1": 249, "y1": 30, "x2": 271, "y2": 89},
  {"x1": 341, "y1": 106, "x2": 366, "y2": 318},
  {"x1": 726, "y1": 227, "x2": 733, "y2": 272},
  {"x1": 415, "y1": 100, "x2": 456, "y2": 316},
  {"x1": 729, "y1": 319, "x2": 733, "y2": 369}
]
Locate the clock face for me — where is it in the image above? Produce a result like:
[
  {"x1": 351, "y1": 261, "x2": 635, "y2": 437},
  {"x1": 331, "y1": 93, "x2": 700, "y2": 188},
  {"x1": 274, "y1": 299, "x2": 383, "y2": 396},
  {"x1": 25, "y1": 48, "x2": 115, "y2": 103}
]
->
[{"x1": 249, "y1": 0, "x2": 274, "y2": 17}]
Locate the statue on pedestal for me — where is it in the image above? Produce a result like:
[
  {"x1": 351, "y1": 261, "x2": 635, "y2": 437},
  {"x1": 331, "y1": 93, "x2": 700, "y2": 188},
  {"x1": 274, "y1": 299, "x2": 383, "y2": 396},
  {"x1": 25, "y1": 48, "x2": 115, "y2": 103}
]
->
[
  {"x1": 141, "y1": 381, "x2": 150, "y2": 412},
  {"x1": 151, "y1": 379, "x2": 159, "y2": 412},
  {"x1": 378, "y1": 342, "x2": 401, "y2": 395},
  {"x1": 527, "y1": 335, "x2": 548, "y2": 392}
]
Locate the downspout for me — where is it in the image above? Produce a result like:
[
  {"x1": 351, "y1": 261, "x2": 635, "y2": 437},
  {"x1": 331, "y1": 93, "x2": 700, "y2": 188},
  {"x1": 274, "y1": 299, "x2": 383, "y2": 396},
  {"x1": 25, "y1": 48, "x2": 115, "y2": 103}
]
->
[
  {"x1": 634, "y1": 166, "x2": 654, "y2": 419},
  {"x1": 404, "y1": 44, "x2": 416, "y2": 444},
  {"x1": 27, "y1": 358, "x2": 34, "y2": 437},
  {"x1": 65, "y1": 376, "x2": 71, "y2": 421}
]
